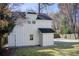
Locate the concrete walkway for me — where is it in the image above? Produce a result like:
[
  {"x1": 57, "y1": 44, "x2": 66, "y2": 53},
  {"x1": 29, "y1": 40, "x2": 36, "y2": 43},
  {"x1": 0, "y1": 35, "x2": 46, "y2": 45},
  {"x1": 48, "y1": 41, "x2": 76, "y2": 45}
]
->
[{"x1": 54, "y1": 38, "x2": 79, "y2": 42}]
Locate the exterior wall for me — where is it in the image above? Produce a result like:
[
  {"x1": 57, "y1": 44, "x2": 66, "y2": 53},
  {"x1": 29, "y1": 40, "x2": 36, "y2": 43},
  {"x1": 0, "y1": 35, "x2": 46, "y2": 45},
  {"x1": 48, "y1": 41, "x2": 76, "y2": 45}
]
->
[
  {"x1": 41, "y1": 33, "x2": 54, "y2": 46},
  {"x1": 8, "y1": 14, "x2": 53, "y2": 47},
  {"x1": 8, "y1": 22, "x2": 40, "y2": 47},
  {"x1": 26, "y1": 14, "x2": 37, "y2": 20},
  {"x1": 39, "y1": 31, "x2": 43, "y2": 46},
  {"x1": 8, "y1": 25, "x2": 24, "y2": 47},
  {"x1": 36, "y1": 20, "x2": 52, "y2": 28},
  {"x1": 22, "y1": 23, "x2": 40, "y2": 46},
  {"x1": 8, "y1": 33, "x2": 15, "y2": 47}
]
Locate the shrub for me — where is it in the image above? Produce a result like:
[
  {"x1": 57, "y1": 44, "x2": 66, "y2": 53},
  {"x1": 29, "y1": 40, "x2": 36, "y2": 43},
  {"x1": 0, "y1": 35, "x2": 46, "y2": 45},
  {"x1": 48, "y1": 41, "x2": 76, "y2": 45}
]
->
[
  {"x1": 60, "y1": 17, "x2": 72, "y2": 34},
  {"x1": 62, "y1": 26, "x2": 71, "y2": 34}
]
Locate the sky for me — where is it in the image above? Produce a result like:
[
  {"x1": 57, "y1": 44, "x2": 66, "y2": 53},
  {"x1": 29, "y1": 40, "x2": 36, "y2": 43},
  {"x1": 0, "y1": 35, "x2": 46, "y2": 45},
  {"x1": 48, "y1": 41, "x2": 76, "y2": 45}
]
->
[{"x1": 11, "y1": 3, "x2": 59, "y2": 13}]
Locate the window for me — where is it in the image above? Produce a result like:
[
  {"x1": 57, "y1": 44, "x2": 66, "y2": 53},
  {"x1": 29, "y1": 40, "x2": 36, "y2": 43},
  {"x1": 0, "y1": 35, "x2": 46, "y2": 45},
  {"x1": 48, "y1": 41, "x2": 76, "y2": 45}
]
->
[
  {"x1": 27, "y1": 21, "x2": 36, "y2": 24},
  {"x1": 27, "y1": 21, "x2": 31, "y2": 24},
  {"x1": 30, "y1": 34, "x2": 33, "y2": 40},
  {"x1": 32, "y1": 21, "x2": 36, "y2": 24}
]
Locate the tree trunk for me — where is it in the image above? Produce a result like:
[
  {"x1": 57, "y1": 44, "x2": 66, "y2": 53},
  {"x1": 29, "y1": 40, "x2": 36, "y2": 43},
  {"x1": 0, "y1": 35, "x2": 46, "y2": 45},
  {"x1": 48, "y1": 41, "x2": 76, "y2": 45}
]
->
[{"x1": 38, "y1": 3, "x2": 40, "y2": 14}]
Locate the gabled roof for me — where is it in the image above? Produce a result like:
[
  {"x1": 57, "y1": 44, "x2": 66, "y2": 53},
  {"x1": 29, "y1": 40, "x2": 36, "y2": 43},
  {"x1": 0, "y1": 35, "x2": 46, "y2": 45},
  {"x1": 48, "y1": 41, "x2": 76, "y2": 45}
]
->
[
  {"x1": 12, "y1": 12, "x2": 26, "y2": 19},
  {"x1": 39, "y1": 28, "x2": 55, "y2": 33},
  {"x1": 11, "y1": 12, "x2": 52, "y2": 20},
  {"x1": 37, "y1": 13, "x2": 52, "y2": 20}
]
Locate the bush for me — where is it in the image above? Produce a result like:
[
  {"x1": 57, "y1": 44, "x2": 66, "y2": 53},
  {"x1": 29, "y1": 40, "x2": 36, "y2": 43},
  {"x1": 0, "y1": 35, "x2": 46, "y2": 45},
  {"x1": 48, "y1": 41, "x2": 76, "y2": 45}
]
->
[
  {"x1": 0, "y1": 20, "x2": 15, "y2": 47},
  {"x1": 62, "y1": 26, "x2": 71, "y2": 34},
  {"x1": 60, "y1": 17, "x2": 72, "y2": 34}
]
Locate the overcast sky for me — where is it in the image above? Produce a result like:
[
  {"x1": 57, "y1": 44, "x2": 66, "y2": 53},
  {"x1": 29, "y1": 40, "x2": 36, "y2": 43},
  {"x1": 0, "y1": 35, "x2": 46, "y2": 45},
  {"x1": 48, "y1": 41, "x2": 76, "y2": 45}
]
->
[{"x1": 10, "y1": 3, "x2": 59, "y2": 13}]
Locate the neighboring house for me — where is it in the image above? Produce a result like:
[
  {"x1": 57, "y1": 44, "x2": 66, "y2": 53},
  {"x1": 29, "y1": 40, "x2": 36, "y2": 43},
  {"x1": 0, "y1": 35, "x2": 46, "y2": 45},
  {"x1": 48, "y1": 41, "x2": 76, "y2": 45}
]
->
[{"x1": 8, "y1": 11, "x2": 55, "y2": 47}]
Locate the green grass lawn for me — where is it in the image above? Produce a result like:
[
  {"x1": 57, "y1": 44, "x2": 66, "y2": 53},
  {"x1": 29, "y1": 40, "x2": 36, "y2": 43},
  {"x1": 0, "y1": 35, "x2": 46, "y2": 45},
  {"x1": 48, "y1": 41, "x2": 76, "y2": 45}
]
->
[{"x1": 15, "y1": 43, "x2": 79, "y2": 56}]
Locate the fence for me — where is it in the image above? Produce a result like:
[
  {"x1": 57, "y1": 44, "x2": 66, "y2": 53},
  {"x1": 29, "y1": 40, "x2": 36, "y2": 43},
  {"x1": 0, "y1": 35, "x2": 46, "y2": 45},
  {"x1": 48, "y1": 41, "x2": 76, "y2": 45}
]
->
[{"x1": 54, "y1": 34, "x2": 79, "y2": 39}]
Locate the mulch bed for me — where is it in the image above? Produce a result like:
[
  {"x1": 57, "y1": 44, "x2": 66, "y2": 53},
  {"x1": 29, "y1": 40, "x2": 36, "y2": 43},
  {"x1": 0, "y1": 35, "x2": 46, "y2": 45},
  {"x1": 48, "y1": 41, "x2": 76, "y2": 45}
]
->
[{"x1": 0, "y1": 48, "x2": 15, "y2": 56}]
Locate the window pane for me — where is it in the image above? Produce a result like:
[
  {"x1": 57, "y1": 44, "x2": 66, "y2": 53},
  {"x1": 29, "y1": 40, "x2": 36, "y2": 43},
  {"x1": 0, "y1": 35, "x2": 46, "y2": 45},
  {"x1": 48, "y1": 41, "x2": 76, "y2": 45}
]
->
[
  {"x1": 30, "y1": 34, "x2": 33, "y2": 40},
  {"x1": 32, "y1": 21, "x2": 36, "y2": 24},
  {"x1": 27, "y1": 21, "x2": 31, "y2": 24}
]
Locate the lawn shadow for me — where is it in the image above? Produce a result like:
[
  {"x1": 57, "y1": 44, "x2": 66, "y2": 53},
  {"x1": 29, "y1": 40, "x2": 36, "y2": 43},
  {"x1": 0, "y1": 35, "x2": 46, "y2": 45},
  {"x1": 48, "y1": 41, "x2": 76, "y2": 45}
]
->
[
  {"x1": 15, "y1": 46, "x2": 57, "y2": 56},
  {"x1": 9, "y1": 42, "x2": 79, "y2": 56},
  {"x1": 54, "y1": 41, "x2": 79, "y2": 49}
]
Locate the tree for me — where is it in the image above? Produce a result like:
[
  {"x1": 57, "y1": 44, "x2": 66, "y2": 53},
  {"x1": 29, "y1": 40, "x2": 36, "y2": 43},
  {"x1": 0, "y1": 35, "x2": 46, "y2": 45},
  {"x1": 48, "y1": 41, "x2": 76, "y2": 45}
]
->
[
  {"x1": 38, "y1": 3, "x2": 53, "y2": 14},
  {"x1": 0, "y1": 3, "x2": 9, "y2": 49},
  {"x1": 9, "y1": 3, "x2": 24, "y2": 12},
  {"x1": 59, "y1": 3, "x2": 79, "y2": 34},
  {"x1": 49, "y1": 12, "x2": 61, "y2": 33},
  {"x1": 60, "y1": 16, "x2": 71, "y2": 34},
  {"x1": 0, "y1": 3, "x2": 15, "y2": 55}
]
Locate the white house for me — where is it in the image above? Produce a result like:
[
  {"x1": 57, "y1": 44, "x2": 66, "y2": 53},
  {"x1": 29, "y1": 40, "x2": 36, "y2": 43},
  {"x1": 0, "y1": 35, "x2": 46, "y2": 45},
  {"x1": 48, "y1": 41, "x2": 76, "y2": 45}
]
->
[{"x1": 8, "y1": 11, "x2": 55, "y2": 47}]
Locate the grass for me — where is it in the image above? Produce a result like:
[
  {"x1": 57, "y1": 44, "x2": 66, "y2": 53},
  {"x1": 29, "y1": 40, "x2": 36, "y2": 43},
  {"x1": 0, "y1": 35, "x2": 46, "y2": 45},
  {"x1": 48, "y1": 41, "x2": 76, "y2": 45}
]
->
[{"x1": 15, "y1": 43, "x2": 79, "y2": 56}]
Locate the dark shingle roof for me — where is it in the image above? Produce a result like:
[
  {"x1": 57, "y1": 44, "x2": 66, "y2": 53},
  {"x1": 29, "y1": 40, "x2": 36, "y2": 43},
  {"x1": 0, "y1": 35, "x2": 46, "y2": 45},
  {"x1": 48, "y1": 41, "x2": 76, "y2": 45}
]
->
[
  {"x1": 39, "y1": 28, "x2": 55, "y2": 33},
  {"x1": 37, "y1": 13, "x2": 52, "y2": 20},
  {"x1": 27, "y1": 12, "x2": 37, "y2": 14},
  {"x1": 12, "y1": 12, "x2": 26, "y2": 19}
]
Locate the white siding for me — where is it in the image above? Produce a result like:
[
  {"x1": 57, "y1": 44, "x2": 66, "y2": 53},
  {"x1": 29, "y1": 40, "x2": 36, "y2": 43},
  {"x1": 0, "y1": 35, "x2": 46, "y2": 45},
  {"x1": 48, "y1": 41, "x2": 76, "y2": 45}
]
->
[
  {"x1": 23, "y1": 22, "x2": 40, "y2": 46},
  {"x1": 26, "y1": 14, "x2": 37, "y2": 20},
  {"x1": 42, "y1": 33, "x2": 54, "y2": 46},
  {"x1": 39, "y1": 31, "x2": 43, "y2": 46},
  {"x1": 8, "y1": 21, "x2": 40, "y2": 47},
  {"x1": 36, "y1": 20, "x2": 52, "y2": 28},
  {"x1": 8, "y1": 14, "x2": 53, "y2": 47},
  {"x1": 8, "y1": 33, "x2": 15, "y2": 47}
]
